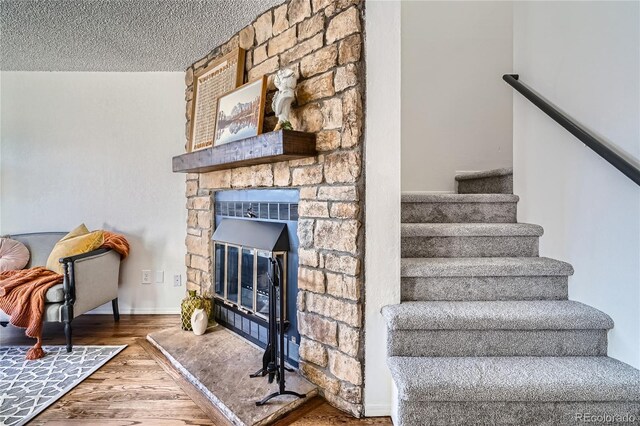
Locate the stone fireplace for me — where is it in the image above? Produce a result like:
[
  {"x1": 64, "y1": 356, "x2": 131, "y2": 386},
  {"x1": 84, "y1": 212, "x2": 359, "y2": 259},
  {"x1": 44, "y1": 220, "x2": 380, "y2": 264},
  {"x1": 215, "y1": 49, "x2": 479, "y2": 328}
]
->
[{"x1": 182, "y1": 0, "x2": 365, "y2": 417}]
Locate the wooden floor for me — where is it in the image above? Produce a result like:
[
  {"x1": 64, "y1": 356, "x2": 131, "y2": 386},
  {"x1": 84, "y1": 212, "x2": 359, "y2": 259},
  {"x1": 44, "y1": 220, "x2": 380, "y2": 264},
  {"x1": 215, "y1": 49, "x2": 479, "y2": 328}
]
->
[{"x1": 1, "y1": 315, "x2": 391, "y2": 425}]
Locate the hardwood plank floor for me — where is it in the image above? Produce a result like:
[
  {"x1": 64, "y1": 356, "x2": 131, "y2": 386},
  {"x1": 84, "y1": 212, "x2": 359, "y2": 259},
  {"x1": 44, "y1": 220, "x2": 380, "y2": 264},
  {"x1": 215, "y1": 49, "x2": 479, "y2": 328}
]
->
[{"x1": 1, "y1": 315, "x2": 392, "y2": 425}]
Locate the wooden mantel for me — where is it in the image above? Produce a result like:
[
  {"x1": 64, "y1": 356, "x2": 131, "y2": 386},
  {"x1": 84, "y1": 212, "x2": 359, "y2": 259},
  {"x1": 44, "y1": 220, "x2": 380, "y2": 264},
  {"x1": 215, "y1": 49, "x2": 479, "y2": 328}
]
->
[{"x1": 172, "y1": 130, "x2": 317, "y2": 173}]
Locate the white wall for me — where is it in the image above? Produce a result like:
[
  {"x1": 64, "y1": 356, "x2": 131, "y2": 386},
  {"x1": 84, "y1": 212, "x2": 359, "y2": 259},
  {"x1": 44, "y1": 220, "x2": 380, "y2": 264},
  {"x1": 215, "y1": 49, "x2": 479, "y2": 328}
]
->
[
  {"x1": 402, "y1": 1, "x2": 513, "y2": 191},
  {"x1": 1, "y1": 72, "x2": 187, "y2": 314},
  {"x1": 0, "y1": 72, "x2": 3, "y2": 232},
  {"x1": 513, "y1": 1, "x2": 640, "y2": 368},
  {"x1": 364, "y1": 0, "x2": 402, "y2": 418}
]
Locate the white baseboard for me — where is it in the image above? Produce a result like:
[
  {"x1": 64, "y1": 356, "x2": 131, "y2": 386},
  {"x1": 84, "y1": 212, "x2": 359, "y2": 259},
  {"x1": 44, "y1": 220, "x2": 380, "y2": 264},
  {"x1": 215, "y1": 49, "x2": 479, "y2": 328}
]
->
[
  {"x1": 401, "y1": 190, "x2": 455, "y2": 194},
  {"x1": 391, "y1": 382, "x2": 399, "y2": 425},
  {"x1": 88, "y1": 308, "x2": 180, "y2": 315},
  {"x1": 365, "y1": 403, "x2": 392, "y2": 418},
  {"x1": 1, "y1": 308, "x2": 180, "y2": 322}
]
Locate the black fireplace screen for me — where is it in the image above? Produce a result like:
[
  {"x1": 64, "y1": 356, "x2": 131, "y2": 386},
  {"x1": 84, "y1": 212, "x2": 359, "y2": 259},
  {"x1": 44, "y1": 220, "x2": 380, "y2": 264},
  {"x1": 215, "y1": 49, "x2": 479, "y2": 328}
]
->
[{"x1": 212, "y1": 189, "x2": 300, "y2": 366}]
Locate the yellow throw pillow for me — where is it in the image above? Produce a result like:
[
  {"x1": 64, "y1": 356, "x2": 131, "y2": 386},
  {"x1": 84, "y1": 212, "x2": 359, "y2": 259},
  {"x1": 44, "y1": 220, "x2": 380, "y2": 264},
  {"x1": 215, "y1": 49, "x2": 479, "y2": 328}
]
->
[
  {"x1": 46, "y1": 230, "x2": 105, "y2": 274},
  {"x1": 61, "y1": 223, "x2": 90, "y2": 241}
]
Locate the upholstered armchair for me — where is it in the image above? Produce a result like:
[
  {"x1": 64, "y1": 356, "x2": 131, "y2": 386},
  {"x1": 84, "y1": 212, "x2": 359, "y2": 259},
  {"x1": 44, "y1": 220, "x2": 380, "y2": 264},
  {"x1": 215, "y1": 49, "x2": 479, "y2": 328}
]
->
[{"x1": 0, "y1": 232, "x2": 122, "y2": 351}]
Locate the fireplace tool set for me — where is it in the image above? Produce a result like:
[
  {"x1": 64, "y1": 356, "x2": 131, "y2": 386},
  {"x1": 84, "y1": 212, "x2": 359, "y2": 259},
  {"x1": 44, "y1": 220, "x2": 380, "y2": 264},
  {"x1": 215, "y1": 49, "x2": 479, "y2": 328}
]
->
[{"x1": 250, "y1": 257, "x2": 306, "y2": 406}]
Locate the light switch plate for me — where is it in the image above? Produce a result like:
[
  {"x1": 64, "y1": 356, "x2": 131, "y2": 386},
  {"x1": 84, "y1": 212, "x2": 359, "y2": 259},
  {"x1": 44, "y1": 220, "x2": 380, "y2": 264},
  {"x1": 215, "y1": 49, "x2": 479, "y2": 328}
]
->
[{"x1": 155, "y1": 270, "x2": 164, "y2": 283}]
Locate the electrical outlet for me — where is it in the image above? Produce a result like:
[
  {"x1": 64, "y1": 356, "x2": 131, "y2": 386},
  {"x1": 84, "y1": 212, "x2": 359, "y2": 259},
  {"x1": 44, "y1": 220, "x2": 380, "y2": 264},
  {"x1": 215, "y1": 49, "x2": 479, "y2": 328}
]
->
[
  {"x1": 142, "y1": 270, "x2": 152, "y2": 284},
  {"x1": 155, "y1": 270, "x2": 164, "y2": 283},
  {"x1": 173, "y1": 274, "x2": 182, "y2": 287}
]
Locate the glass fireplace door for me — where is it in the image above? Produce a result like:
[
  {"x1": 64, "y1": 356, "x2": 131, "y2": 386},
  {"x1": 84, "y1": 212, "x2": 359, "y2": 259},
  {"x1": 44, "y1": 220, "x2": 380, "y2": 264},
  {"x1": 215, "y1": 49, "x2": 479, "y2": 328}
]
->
[
  {"x1": 241, "y1": 248, "x2": 255, "y2": 311},
  {"x1": 214, "y1": 243, "x2": 225, "y2": 298},
  {"x1": 256, "y1": 251, "x2": 271, "y2": 318},
  {"x1": 226, "y1": 246, "x2": 239, "y2": 303},
  {"x1": 213, "y1": 244, "x2": 286, "y2": 319}
]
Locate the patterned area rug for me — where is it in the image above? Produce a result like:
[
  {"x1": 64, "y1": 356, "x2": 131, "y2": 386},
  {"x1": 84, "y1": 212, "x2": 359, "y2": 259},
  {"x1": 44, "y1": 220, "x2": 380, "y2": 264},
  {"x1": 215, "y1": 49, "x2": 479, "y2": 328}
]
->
[{"x1": 0, "y1": 345, "x2": 126, "y2": 426}]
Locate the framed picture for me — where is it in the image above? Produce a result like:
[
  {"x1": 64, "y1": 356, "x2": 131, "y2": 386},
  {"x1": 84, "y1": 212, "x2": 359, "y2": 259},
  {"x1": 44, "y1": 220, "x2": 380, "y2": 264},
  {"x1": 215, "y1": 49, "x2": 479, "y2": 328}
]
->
[
  {"x1": 189, "y1": 48, "x2": 245, "y2": 152},
  {"x1": 213, "y1": 76, "x2": 268, "y2": 146}
]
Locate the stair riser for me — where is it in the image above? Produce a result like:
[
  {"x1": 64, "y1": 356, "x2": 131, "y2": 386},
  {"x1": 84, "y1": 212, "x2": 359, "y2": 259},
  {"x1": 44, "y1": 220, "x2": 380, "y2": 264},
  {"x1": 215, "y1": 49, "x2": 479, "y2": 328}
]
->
[
  {"x1": 457, "y1": 175, "x2": 513, "y2": 194},
  {"x1": 388, "y1": 329, "x2": 607, "y2": 357},
  {"x1": 401, "y1": 236, "x2": 539, "y2": 258},
  {"x1": 401, "y1": 276, "x2": 568, "y2": 301},
  {"x1": 401, "y1": 202, "x2": 517, "y2": 223},
  {"x1": 397, "y1": 401, "x2": 640, "y2": 426}
]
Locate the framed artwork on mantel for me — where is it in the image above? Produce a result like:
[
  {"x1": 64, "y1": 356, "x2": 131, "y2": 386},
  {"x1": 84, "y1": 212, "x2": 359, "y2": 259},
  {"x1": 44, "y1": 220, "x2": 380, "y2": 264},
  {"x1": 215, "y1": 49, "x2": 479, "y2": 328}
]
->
[
  {"x1": 188, "y1": 48, "x2": 245, "y2": 152},
  {"x1": 214, "y1": 76, "x2": 267, "y2": 147}
]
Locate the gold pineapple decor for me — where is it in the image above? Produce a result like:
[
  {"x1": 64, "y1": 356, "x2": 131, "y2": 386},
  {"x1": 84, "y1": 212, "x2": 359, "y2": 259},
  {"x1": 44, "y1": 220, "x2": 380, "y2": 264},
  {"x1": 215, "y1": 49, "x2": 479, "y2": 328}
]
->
[{"x1": 180, "y1": 290, "x2": 202, "y2": 331}]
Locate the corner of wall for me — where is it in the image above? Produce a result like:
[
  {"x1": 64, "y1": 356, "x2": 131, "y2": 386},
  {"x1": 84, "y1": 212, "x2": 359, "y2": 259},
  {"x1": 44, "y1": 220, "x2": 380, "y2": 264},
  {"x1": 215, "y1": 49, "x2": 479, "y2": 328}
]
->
[
  {"x1": 364, "y1": 0, "x2": 402, "y2": 417},
  {"x1": 1, "y1": 70, "x2": 3, "y2": 234}
]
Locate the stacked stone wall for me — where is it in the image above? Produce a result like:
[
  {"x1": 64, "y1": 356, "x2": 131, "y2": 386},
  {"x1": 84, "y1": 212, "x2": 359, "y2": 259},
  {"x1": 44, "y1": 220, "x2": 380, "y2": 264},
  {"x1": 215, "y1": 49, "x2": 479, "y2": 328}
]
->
[{"x1": 183, "y1": 0, "x2": 365, "y2": 416}]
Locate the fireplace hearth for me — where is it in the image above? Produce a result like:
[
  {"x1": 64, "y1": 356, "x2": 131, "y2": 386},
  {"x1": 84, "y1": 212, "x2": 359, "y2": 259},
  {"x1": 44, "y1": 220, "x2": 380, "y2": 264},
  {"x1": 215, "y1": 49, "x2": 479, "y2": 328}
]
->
[{"x1": 212, "y1": 189, "x2": 300, "y2": 366}]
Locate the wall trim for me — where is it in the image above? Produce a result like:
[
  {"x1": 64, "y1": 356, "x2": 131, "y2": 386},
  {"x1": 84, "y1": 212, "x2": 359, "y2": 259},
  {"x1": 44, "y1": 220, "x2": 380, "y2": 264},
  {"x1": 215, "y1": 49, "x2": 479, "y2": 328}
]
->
[
  {"x1": 88, "y1": 308, "x2": 181, "y2": 315},
  {"x1": 364, "y1": 404, "x2": 393, "y2": 417}
]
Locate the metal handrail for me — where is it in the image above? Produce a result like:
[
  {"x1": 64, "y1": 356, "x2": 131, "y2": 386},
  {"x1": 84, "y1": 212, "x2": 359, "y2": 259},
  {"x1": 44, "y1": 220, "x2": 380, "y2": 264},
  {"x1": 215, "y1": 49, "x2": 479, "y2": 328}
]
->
[{"x1": 503, "y1": 74, "x2": 640, "y2": 186}]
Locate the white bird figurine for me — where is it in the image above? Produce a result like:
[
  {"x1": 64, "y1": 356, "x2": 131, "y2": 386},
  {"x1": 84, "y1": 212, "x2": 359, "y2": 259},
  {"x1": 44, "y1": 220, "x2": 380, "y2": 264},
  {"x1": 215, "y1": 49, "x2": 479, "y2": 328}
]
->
[{"x1": 272, "y1": 68, "x2": 297, "y2": 130}]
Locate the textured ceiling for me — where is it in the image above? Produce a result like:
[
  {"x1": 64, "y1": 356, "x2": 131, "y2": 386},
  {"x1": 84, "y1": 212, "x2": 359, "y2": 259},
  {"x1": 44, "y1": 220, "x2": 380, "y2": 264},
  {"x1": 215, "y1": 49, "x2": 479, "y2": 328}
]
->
[{"x1": 0, "y1": 0, "x2": 283, "y2": 72}]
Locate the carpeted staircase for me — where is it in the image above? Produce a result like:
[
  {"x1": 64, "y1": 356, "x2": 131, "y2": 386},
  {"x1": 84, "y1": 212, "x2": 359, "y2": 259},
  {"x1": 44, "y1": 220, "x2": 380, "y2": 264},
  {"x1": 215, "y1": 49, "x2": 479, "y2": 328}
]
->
[{"x1": 383, "y1": 168, "x2": 640, "y2": 425}]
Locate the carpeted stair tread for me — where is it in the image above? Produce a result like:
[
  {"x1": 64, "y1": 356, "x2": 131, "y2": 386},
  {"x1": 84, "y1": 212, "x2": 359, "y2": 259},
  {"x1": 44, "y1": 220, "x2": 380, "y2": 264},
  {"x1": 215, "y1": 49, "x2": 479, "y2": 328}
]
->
[
  {"x1": 455, "y1": 167, "x2": 513, "y2": 181},
  {"x1": 456, "y1": 168, "x2": 514, "y2": 194},
  {"x1": 401, "y1": 192, "x2": 519, "y2": 203},
  {"x1": 381, "y1": 300, "x2": 613, "y2": 331},
  {"x1": 388, "y1": 356, "x2": 640, "y2": 403},
  {"x1": 401, "y1": 193, "x2": 518, "y2": 223},
  {"x1": 401, "y1": 257, "x2": 574, "y2": 277},
  {"x1": 402, "y1": 223, "x2": 543, "y2": 237}
]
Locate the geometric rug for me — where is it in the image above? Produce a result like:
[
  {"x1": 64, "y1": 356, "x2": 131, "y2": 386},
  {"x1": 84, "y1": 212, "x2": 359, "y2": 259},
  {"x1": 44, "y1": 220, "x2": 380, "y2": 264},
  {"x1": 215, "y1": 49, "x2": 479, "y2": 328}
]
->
[{"x1": 0, "y1": 345, "x2": 126, "y2": 426}]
